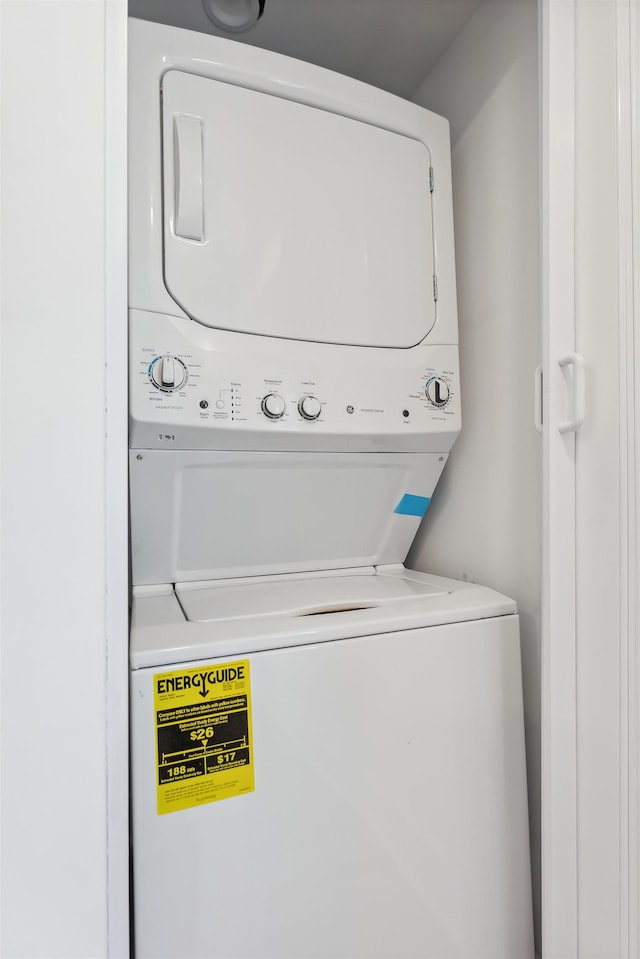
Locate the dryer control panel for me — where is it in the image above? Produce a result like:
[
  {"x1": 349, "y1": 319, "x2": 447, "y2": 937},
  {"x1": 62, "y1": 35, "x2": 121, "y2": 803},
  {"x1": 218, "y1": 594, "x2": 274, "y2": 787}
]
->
[{"x1": 129, "y1": 310, "x2": 460, "y2": 454}]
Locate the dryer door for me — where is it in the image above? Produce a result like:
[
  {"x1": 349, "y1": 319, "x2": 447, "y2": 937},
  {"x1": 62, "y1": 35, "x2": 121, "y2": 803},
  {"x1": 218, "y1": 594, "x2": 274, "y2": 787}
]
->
[{"x1": 161, "y1": 70, "x2": 435, "y2": 348}]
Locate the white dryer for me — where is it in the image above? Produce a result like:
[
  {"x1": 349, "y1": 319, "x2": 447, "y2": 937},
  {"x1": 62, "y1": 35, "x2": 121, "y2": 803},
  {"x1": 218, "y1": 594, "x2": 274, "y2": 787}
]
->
[{"x1": 128, "y1": 18, "x2": 534, "y2": 959}]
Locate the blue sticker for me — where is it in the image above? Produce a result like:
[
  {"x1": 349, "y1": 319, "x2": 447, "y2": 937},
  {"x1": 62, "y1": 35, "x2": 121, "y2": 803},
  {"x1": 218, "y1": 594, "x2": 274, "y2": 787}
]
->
[{"x1": 394, "y1": 494, "x2": 431, "y2": 518}]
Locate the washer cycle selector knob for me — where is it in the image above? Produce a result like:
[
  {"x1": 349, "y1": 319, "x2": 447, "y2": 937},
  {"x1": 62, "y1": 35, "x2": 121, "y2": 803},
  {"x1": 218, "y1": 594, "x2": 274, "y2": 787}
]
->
[
  {"x1": 298, "y1": 395, "x2": 321, "y2": 420},
  {"x1": 150, "y1": 355, "x2": 187, "y2": 392},
  {"x1": 261, "y1": 393, "x2": 286, "y2": 419},
  {"x1": 425, "y1": 376, "x2": 450, "y2": 408}
]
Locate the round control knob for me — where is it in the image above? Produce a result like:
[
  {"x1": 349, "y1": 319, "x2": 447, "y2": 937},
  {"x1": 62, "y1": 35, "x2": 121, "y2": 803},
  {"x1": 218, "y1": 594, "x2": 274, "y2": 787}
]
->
[
  {"x1": 425, "y1": 376, "x2": 450, "y2": 408},
  {"x1": 261, "y1": 393, "x2": 286, "y2": 419},
  {"x1": 150, "y1": 354, "x2": 187, "y2": 393},
  {"x1": 298, "y1": 395, "x2": 322, "y2": 420}
]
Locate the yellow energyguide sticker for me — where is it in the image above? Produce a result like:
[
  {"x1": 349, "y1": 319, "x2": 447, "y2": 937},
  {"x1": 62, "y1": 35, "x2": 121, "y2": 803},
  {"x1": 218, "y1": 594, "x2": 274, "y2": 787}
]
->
[{"x1": 154, "y1": 659, "x2": 254, "y2": 815}]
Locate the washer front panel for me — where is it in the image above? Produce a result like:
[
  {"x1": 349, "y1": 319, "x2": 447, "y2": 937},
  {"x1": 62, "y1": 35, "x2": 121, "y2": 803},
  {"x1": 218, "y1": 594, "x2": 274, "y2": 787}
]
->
[{"x1": 131, "y1": 615, "x2": 534, "y2": 958}]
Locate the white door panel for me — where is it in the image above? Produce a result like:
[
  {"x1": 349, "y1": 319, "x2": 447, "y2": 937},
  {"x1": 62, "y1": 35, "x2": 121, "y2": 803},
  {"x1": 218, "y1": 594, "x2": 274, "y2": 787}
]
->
[{"x1": 541, "y1": 0, "x2": 579, "y2": 953}]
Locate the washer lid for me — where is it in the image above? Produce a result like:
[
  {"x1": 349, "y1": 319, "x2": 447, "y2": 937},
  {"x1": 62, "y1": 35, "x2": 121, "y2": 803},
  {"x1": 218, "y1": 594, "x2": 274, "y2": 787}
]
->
[
  {"x1": 175, "y1": 569, "x2": 449, "y2": 623},
  {"x1": 130, "y1": 569, "x2": 518, "y2": 670},
  {"x1": 162, "y1": 70, "x2": 435, "y2": 348}
]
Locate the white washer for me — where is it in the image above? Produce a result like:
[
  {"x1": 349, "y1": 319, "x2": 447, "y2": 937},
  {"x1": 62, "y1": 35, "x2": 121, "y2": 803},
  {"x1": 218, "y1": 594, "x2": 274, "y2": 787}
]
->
[
  {"x1": 131, "y1": 567, "x2": 533, "y2": 959},
  {"x1": 128, "y1": 19, "x2": 534, "y2": 959}
]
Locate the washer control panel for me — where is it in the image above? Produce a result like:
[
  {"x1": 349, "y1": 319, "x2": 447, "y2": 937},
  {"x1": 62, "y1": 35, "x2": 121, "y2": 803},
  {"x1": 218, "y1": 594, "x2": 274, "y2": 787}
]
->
[
  {"x1": 298, "y1": 395, "x2": 322, "y2": 420},
  {"x1": 261, "y1": 393, "x2": 286, "y2": 419},
  {"x1": 130, "y1": 311, "x2": 460, "y2": 453},
  {"x1": 149, "y1": 354, "x2": 188, "y2": 393}
]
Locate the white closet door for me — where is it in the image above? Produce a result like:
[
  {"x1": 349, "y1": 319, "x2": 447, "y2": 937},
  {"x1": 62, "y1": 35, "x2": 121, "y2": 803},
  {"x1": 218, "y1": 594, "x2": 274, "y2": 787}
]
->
[{"x1": 542, "y1": 1, "x2": 640, "y2": 956}]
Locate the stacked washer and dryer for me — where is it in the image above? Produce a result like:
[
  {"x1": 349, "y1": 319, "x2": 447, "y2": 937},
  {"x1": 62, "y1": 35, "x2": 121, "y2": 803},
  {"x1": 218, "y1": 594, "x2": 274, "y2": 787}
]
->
[{"x1": 128, "y1": 18, "x2": 534, "y2": 959}]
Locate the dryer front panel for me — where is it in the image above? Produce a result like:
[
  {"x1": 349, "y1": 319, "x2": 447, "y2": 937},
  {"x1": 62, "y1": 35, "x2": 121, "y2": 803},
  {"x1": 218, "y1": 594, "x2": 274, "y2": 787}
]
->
[{"x1": 161, "y1": 70, "x2": 435, "y2": 347}]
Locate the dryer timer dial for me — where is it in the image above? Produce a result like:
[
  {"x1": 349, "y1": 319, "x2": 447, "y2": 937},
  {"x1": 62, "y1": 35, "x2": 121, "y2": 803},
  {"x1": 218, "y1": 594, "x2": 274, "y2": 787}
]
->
[{"x1": 425, "y1": 376, "x2": 450, "y2": 408}]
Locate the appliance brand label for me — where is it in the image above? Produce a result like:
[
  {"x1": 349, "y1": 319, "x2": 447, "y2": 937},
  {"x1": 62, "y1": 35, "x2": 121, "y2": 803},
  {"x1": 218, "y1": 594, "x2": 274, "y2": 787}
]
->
[{"x1": 153, "y1": 659, "x2": 254, "y2": 815}]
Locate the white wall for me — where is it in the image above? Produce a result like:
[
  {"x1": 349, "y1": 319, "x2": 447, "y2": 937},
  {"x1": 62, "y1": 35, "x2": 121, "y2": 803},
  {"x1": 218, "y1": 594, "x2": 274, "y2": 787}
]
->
[
  {"x1": 0, "y1": 3, "x2": 128, "y2": 956},
  {"x1": 409, "y1": 0, "x2": 541, "y2": 949}
]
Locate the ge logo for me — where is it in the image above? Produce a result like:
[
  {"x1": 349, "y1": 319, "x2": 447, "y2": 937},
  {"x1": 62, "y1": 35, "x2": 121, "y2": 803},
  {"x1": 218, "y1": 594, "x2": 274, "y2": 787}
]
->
[{"x1": 346, "y1": 405, "x2": 354, "y2": 414}]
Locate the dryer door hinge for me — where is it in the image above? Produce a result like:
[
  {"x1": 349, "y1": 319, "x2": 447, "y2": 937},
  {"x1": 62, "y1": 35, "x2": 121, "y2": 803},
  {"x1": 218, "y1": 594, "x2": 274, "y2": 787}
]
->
[
  {"x1": 429, "y1": 166, "x2": 435, "y2": 192},
  {"x1": 433, "y1": 275, "x2": 438, "y2": 301}
]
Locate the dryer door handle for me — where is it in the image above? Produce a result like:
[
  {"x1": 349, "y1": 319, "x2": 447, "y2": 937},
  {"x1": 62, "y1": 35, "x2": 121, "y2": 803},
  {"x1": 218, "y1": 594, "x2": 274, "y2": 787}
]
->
[{"x1": 173, "y1": 115, "x2": 203, "y2": 241}]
